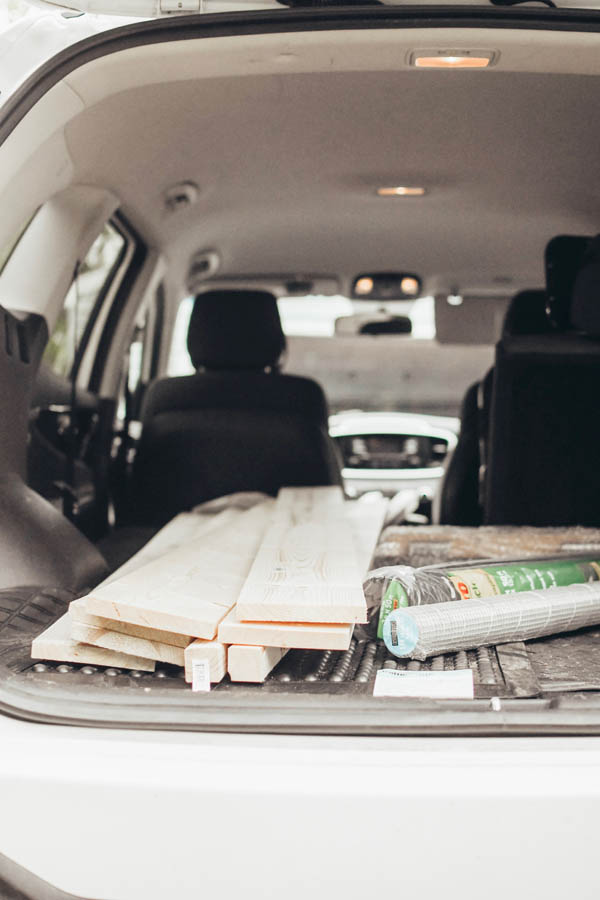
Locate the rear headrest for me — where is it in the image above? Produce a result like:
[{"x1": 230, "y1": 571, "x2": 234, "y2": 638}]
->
[
  {"x1": 545, "y1": 234, "x2": 591, "y2": 330},
  {"x1": 502, "y1": 290, "x2": 550, "y2": 337},
  {"x1": 187, "y1": 290, "x2": 286, "y2": 370},
  {"x1": 570, "y1": 235, "x2": 600, "y2": 336}
]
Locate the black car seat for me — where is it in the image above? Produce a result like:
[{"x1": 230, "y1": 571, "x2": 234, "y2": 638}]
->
[
  {"x1": 439, "y1": 289, "x2": 550, "y2": 525},
  {"x1": 485, "y1": 235, "x2": 600, "y2": 525},
  {"x1": 129, "y1": 289, "x2": 342, "y2": 527}
]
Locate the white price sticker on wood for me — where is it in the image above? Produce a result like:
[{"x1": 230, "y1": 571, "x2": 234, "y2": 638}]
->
[
  {"x1": 192, "y1": 659, "x2": 211, "y2": 693},
  {"x1": 373, "y1": 668, "x2": 474, "y2": 699}
]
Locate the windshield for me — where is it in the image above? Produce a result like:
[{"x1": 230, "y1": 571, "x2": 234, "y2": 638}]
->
[{"x1": 169, "y1": 294, "x2": 494, "y2": 417}]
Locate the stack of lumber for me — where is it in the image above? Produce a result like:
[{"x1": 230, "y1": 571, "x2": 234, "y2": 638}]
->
[{"x1": 31, "y1": 487, "x2": 387, "y2": 685}]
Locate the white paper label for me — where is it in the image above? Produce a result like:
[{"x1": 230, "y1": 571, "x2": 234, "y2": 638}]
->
[
  {"x1": 192, "y1": 659, "x2": 211, "y2": 693},
  {"x1": 373, "y1": 668, "x2": 474, "y2": 699}
]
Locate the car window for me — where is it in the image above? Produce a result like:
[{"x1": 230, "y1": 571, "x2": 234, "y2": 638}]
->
[{"x1": 43, "y1": 222, "x2": 126, "y2": 379}]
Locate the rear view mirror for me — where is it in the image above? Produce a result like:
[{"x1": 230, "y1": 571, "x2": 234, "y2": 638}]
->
[
  {"x1": 359, "y1": 316, "x2": 412, "y2": 336},
  {"x1": 351, "y1": 272, "x2": 421, "y2": 300}
]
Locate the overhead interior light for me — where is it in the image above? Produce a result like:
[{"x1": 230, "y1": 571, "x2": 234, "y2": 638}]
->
[
  {"x1": 410, "y1": 50, "x2": 497, "y2": 69},
  {"x1": 377, "y1": 186, "x2": 426, "y2": 197},
  {"x1": 400, "y1": 277, "x2": 420, "y2": 296},
  {"x1": 355, "y1": 276, "x2": 375, "y2": 296}
]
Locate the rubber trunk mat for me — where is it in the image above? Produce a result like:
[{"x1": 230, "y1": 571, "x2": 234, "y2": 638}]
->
[{"x1": 7, "y1": 585, "x2": 599, "y2": 701}]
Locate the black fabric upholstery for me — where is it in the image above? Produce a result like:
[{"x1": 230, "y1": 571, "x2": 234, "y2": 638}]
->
[
  {"x1": 132, "y1": 372, "x2": 340, "y2": 527},
  {"x1": 570, "y1": 235, "x2": 600, "y2": 336},
  {"x1": 502, "y1": 289, "x2": 552, "y2": 337},
  {"x1": 187, "y1": 290, "x2": 286, "y2": 370},
  {"x1": 545, "y1": 235, "x2": 591, "y2": 330},
  {"x1": 439, "y1": 290, "x2": 546, "y2": 525},
  {"x1": 485, "y1": 335, "x2": 600, "y2": 526},
  {"x1": 130, "y1": 291, "x2": 341, "y2": 528},
  {"x1": 438, "y1": 381, "x2": 481, "y2": 525}
]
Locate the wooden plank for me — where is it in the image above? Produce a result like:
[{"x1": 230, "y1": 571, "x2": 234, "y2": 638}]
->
[
  {"x1": 218, "y1": 498, "x2": 387, "y2": 650},
  {"x1": 70, "y1": 512, "x2": 239, "y2": 647},
  {"x1": 218, "y1": 607, "x2": 353, "y2": 650},
  {"x1": 71, "y1": 620, "x2": 186, "y2": 666},
  {"x1": 236, "y1": 487, "x2": 367, "y2": 624},
  {"x1": 69, "y1": 597, "x2": 193, "y2": 648},
  {"x1": 102, "y1": 507, "x2": 242, "y2": 586},
  {"x1": 184, "y1": 640, "x2": 228, "y2": 684},
  {"x1": 31, "y1": 614, "x2": 155, "y2": 671},
  {"x1": 84, "y1": 501, "x2": 274, "y2": 640},
  {"x1": 227, "y1": 644, "x2": 288, "y2": 683}
]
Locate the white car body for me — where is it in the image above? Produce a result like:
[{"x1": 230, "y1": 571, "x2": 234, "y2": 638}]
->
[{"x1": 0, "y1": 7, "x2": 599, "y2": 900}]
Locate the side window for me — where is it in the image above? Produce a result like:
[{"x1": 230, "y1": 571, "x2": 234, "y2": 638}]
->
[
  {"x1": 117, "y1": 284, "x2": 166, "y2": 423},
  {"x1": 43, "y1": 223, "x2": 126, "y2": 379}
]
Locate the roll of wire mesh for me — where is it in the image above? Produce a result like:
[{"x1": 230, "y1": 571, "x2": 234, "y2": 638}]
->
[{"x1": 383, "y1": 582, "x2": 600, "y2": 661}]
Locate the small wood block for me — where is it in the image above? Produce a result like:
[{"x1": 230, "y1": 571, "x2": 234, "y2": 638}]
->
[
  {"x1": 184, "y1": 640, "x2": 228, "y2": 684},
  {"x1": 85, "y1": 501, "x2": 273, "y2": 640},
  {"x1": 31, "y1": 614, "x2": 155, "y2": 671},
  {"x1": 218, "y1": 606, "x2": 353, "y2": 650},
  {"x1": 237, "y1": 487, "x2": 367, "y2": 624},
  {"x1": 71, "y1": 620, "x2": 186, "y2": 666},
  {"x1": 227, "y1": 644, "x2": 288, "y2": 683},
  {"x1": 69, "y1": 598, "x2": 192, "y2": 649}
]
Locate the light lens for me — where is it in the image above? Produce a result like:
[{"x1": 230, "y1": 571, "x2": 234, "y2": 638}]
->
[
  {"x1": 377, "y1": 186, "x2": 426, "y2": 197},
  {"x1": 355, "y1": 277, "x2": 375, "y2": 296},
  {"x1": 400, "y1": 277, "x2": 420, "y2": 296},
  {"x1": 414, "y1": 55, "x2": 491, "y2": 68}
]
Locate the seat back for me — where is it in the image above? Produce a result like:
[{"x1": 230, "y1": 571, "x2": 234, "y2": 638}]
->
[
  {"x1": 439, "y1": 289, "x2": 548, "y2": 525},
  {"x1": 485, "y1": 236, "x2": 600, "y2": 525},
  {"x1": 130, "y1": 290, "x2": 341, "y2": 527}
]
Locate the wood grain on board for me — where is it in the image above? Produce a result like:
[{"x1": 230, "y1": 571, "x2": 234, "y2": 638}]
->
[
  {"x1": 31, "y1": 614, "x2": 155, "y2": 671},
  {"x1": 71, "y1": 620, "x2": 186, "y2": 666},
  {"x1": 218, "y1": 496, "x2": 386, "y2": 649},
  {"x1": 227, "y1": 644, "x2": 289, "y2": 683},
  {"x1": 218, "y1": 606, "x2": 354, "y2": 650},
  {"x1": 84, "y1": 501, "x2": 274, "y2": 640},
  {"x1": 184, "y1": 640, "x2": 228, "y2": 684},
  {"x1": 236, "y1": 487, "x2": 367, "y2": 624},
  {"x1": 69, "y1": 597, "x2": 193, "y2": 648},
  {"x1": 101, "y1": 507, "x2": 242, "y2": 586}
]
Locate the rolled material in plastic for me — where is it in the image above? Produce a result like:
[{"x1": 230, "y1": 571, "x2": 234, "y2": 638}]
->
[
  {"x1": 359, "y1": 556, "x2": 600, "y2": 642},
  {"x1": 382, "y1": 582, "x2": 600, "y2": 660}
]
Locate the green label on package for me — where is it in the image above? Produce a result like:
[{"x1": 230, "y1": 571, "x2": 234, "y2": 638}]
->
[
  {"x1": 445, "y1": 558, "x2": 600, "y2": 601},
  {"x1": 377, "y1": 579, "x2": 410, "y2": 639}
]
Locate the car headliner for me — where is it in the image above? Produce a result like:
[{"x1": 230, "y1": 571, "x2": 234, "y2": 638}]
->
[{"x1": 3, "y1": 20, "x2": 600, "y2": 303}]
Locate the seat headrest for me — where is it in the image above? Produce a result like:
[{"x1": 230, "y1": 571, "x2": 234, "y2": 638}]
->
[
  {"x1": 570, "y1": 235, "x2": 600, "y2": 336},
  {"x1": 187, "y1": 290, "x2": 286, "y2": 370},
  {"x1": 545, "y1": 234, "x2": 591, "y2": 330},
  {"x1": 502, "y1": 290, "x2": 550, "y2": 337}
]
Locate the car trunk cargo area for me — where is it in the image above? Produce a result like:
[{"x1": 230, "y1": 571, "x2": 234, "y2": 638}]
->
[{"x1": 5, "y1": 522, "x2": 600, "y2": 736}]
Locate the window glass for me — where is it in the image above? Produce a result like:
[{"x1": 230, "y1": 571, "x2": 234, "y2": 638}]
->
[
  {"x1": 166, "y1": 292, "x2": 493, "y2": 419},
  {"x1": 43, "y1": 223, "x2": 125, "y2": 378},
  {"x1": 167, "y1": 294, "x2": 436, "y2": 376}
]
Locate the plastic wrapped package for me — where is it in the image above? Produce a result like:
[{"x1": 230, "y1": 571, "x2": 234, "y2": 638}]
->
[
  {"x1": 373, "y1": 524, "x2": 600, "y2": 570},
  {"x1": 383, "y1": 582, "x2": 600, "y2": 660},
  {"x1": 358, "y1": 556, "x2": 600, "y2": 641}
]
